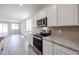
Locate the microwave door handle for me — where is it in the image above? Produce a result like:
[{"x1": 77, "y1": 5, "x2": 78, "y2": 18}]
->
[
  {"x1": 42, "y1": 19, "x2": 43, "y2": 25},
  {"x1": 45, "y1": 18, "x2": 47, "y2": 26}
]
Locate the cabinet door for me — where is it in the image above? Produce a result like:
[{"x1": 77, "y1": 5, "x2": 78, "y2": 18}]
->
[
  {"x1": 54, "y1": 44, "x2": 78, "y2": 55},
  {"x1": 38, "y1": 8, "x2": 47, "y2": 19},
  {"x1": 43, "y1": 40, "x2": 53, "y2": 55},
  {"x1": 47, "y1": 5, "x2": 58, "y2": 26},
  {"x1": 58, "y1": 4, "x2": 78, "y2": 26},
  {"x1": 54, "y1": 47, "x2": 66, "y2": 55},
  {"x1": 40, "y1": 8, "x2": 47, "y2": 18}
]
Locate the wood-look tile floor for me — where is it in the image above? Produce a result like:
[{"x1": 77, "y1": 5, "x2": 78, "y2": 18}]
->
[{"x1": 1, "y1": 34, "x2": 36, "y2": 55}]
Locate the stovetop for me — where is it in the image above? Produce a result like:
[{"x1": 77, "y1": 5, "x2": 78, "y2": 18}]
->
[{"x1": 33, "y1": 33, "x2": 50, "y2": 37}]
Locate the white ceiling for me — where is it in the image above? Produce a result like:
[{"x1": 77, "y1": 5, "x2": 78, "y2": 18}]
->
[{"x1": 0, "y1": 4, "x2": 49, "y2": 23}]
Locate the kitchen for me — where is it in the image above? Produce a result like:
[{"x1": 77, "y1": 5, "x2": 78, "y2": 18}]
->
[
  {"x1": 0, "y1": 4, "x2": 79, "y2": 55},
  {"x1": 21, "y1": 4, "x2": 79, "y2": 55}
]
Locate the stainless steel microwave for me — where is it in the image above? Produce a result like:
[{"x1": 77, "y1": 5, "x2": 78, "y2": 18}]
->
[{"x1": 37, "y1": 17, "x2": 47, "y2": 27}]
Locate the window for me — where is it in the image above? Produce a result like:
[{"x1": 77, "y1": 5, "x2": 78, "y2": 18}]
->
[
  {"x1": 3, "y1": 24, "x2": 8, "y2": 33},
  {"x1": 0, "y1": 23, "x2": 8, "y2": 34},
  {"x1": 26, "y1": 19, "x2": 32, "y2": 32},
  {"x1": 0, "y1": 24, "x2": 2, "y2": 33},
  {"x1": 11, "y1": 23, "x2": 19, "y2": 30}
]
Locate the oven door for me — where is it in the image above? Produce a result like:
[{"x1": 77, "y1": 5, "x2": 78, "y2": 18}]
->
[{"x1": 33, "y1": 36, "x2": 42, "y2": 52}]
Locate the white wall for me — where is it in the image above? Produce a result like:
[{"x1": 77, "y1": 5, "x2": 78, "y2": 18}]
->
[
  {"x1": 21, "y1": 20, "x2": 32, "y2": 44},
  {"x1": 21, "y1": 20, "x2": 27, "y2": 36},
  {"x1": 20, "y1": 18, "x2": 42, "y2": 45}
]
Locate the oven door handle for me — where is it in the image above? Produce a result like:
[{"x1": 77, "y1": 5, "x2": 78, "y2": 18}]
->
[{"x1": 33, "y1": 36, "x2": 41, "y2": 40}]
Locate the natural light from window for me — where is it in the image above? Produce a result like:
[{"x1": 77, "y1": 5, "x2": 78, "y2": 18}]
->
[
  {"x1": 0, "y1": 23, "x2": 8, "y2": 34},
  {"x1": 11, "y1": 23, "x2": 19, "y2": 30}
]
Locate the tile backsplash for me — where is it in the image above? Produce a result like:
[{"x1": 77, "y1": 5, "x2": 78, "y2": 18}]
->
[{"x1": 48, "y1": 26, "x2": 79, "y2": 50}]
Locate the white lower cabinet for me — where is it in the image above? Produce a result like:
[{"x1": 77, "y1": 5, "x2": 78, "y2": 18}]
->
[
  {"x1": 54, "y1": 48, "x2": 66, "y2": 55},
  {"x1": 43, "y1": 40, "x2": 54, "y2": 55},
  {"x1": 43, "y1": 39, "x2": 78, "y2": 55},
  {"x1": 54, "y1": 44, "x2": 78, "y2": 55}
]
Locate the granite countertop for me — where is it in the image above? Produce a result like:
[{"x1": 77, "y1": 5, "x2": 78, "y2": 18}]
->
[{"x1": 43, "y1": 35, "x2": 54, "y2": 42}]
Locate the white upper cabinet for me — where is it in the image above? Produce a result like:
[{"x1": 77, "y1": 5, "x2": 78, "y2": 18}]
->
[
  {"x1": 37, "y1": 8, "x2": 47, "y2": 19},
  {"x1": 58, "y1": 4, "x2": 79, "y2": 26},
  {"x1": 47, "y1": 5, "x2": 58, "y2": 26},
  {"x1": 32, "y1": 4, "x2": 79, "y2": 28}
]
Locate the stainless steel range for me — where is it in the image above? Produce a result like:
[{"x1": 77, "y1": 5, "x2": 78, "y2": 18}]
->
[
  {"x1": 33, "y1": 34, "x2": 43, "y2": 55},
  {"x1": 33, "y1": 30, "x2": 51, "y2": 55}
]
